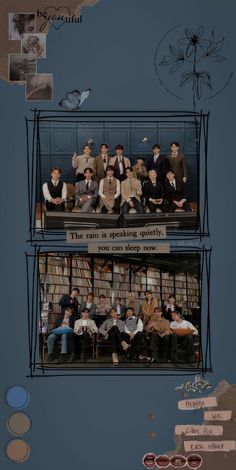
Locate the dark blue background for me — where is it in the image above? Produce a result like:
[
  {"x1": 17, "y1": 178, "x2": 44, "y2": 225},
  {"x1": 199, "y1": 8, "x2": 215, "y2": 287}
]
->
[{"x1": 0, "y1": 0, "x2": 235, "y2": 468}]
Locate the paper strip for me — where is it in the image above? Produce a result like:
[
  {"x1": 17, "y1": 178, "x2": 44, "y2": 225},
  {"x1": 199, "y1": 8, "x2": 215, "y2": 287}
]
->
[
  {"x1": 184, "y1": 441, "x2": 236, "y2": 452},
  {"x1": 204, "y1": 411, "x2": 232, "y2": 421},
  {"x1": 175, "y1": 425, "x2": 223, "y2": 436},
  {"x1": 67, "y1": 225, "x2": 166, "y2": 243},
  {"x1": 87, "y1": 242, "x2": 170, "y2": 254},
  {"x1": 178, "y1": 397, "x2": 218, "y2": 410}
]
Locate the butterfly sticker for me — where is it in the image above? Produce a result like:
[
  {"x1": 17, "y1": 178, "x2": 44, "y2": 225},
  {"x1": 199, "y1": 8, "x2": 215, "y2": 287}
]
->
[{"x1": 59, "y1": 88, "x2": 91, "y2": 110}]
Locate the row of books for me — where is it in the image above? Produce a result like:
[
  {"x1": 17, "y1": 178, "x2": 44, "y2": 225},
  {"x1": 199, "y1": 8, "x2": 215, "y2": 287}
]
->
[
  {"x1": 71, "y1": 277, "x2": 92, "y2": 288},
  {"x1": 94, "y1": 272, "x2": 113, "y2": 281},
  {"x1": 94, "y1": 280, "x2": 111, "y2": 289},
  {"x1": 72, "y1": 268, "x2": 91, "y2": 279},
  {"x1": 72, "y1": 258, "x2": 90, "y2": 270},
  {"x1": 40, "y1": 274, "x2": 70, "y2": 286}
]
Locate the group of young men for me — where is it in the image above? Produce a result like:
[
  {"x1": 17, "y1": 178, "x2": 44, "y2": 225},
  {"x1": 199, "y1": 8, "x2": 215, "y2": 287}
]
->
[
  {"x1": 42, "y1": 142, "x2": 192, "y2": 214},
  {"x1": 45, "y1": 288, "x2": 198, "y2": 365}
]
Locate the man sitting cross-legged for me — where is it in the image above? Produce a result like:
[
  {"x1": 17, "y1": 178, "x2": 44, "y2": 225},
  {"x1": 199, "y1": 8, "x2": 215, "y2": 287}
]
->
[
  {"x1": 98, "y1": 309, "x2": 130, "y2": 365},
  {"x1": 121, "y1": 167, "x2": 144, "y2": 214},
  {"x1": 74, "y1": 167, "x2": 98, "y2": 212}
]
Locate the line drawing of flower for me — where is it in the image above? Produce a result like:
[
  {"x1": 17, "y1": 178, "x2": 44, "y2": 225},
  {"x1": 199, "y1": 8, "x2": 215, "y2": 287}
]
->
[
  {"x1": 180, "y1": 70, "x2": 212, "y2": 99},
  {"x1": 159, "y1": 45, "x2": 186, "y2": 73},
  {"x1": 159, "y1": 25, "x2": 226, "y2": 110},
  {"x1": 179, "y1": 25, "x2": 210, "y2": 58}
]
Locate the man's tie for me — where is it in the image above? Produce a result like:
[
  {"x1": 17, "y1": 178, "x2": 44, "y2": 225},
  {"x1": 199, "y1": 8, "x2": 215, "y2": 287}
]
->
[
  {"x1": 108, "y1": 178, "x2": 112, "y2": 184},
  {"x1": 86, "y1": 181, "x2": 89, "y2": 191},
  {"x1": 171, "y1": 181, "x2": 175, "y2": 188}
]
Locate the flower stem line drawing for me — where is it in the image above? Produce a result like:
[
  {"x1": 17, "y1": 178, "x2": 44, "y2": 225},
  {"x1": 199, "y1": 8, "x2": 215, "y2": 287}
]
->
[{"x1": 159, "y1": 26, "x2": 226, "y2": 111}]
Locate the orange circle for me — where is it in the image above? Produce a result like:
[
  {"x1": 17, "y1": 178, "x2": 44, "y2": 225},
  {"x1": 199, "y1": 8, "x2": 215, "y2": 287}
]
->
[
  {"x1": 7, "y1": 412, "x2": 31, "y2": 436},
  {"x1": 6, "y1": 439, "x2": 30, "y2": 462}
]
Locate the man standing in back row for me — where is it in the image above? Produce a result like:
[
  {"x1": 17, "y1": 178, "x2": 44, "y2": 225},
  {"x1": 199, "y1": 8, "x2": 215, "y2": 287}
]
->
[
  {"x1": 93, "y1": 143, "x2": 111, "y2": 182},
  {"x1": 109, "y1": 144, "x2": 131, "y2": 181},
  {"x1": 166, "y1": 142, "x2": 187, "y2": 183},
  {"x1": 149, "y1": 144, "x2": 169, "y2": 183},
  {"x1": 72, "y1": 144, "x2": 95, "y2": 182}
]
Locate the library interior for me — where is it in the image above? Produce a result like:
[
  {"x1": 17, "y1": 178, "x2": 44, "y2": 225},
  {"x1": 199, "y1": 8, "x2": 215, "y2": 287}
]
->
[{"x1": 39, "y1": 253, "x2": 201, "y2": 368}]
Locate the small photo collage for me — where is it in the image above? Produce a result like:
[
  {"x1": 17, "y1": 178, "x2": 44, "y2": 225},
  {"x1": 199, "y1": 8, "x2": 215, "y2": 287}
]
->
[{"x1": 8, "y1": 13, "x2": 52, "y2": 101}]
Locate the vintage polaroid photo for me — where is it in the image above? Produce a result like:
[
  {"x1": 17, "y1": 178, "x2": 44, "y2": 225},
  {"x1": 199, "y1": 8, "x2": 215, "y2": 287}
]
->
[
  {"x1": 21, "y1": 33, "x2": 47, "y2": 59},
  {"x1": 25, "y1": 74, "x2": 53, "y2": 101},
  {"x1": 9, "y1": 54, "x2": 37, "y2": 82},
  {"x1": 9, "y1": 13, "x2": 36, "y2": 40},
  {"x1": 37, "y1": 252, "x2": 202, "y2": 369}
]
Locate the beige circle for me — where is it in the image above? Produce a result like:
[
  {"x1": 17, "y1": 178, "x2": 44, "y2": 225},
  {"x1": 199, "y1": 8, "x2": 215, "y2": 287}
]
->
[
  {"x1": 7, "y1": 412, "x2": 31, "y2": 436},
  {"x1": 6, "y1": 439, "x2": 30, "y2": 462}
]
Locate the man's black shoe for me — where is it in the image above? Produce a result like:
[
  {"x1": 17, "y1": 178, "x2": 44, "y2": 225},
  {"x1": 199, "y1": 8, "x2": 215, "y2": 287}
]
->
[{"x1": 56, "y1": 353, "x2": 69, "y2": 364}]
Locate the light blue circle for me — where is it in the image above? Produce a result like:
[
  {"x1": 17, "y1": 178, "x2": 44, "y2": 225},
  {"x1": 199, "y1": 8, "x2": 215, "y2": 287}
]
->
[{"x1": 5, "y1": 386, "x2": 30, "y2": 410}]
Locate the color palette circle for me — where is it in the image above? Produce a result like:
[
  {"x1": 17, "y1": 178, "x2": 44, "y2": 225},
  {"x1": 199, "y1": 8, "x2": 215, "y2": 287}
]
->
[
  {"x1": 5, "y1": 439, "x2": 30, "y2": 462},
  {"x1": 7, "y1": 412, "x2": 31, "y2": 436},
  {"x1": 5, "y1": 385, "x2": 30, "y2": 409}
]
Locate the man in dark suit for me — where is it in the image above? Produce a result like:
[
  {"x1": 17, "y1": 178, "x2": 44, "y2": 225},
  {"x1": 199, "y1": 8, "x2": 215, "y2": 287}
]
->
[
  {"x1": 93, "y1": 143, "x2": 111, "y2": 182},
  {"x1": 75, "y1": 167, "x2": 98, "y2": 212},
  {"x1": 143, "y1": 169, "x2": 167, "y2": 212},
  {"x1": 109, "y1": 144, "x2": 131, "y2": 182},
  {"x1": 59, "y1": 288, "x2": 80, "y2": 318},
  {"x1": 164, "y1": 169, "x2": 192, "y2": 212},
  {"x1": 149, "y1": 144, "x2": 169, "y2": 182},
  {"x1": 112, "y1": 297, "x2": 126, "y2": 320},
  {"x1": 166, "y1": 142, "x2": 187, "y2": 183}
]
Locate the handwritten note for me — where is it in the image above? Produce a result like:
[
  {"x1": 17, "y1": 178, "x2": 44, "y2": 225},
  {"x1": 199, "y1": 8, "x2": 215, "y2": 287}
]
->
[
  {"x1": 178, "y1": 397, "x2": 218, "y2": 410},
  {"x1": 184, "y1": 441, "x2": 236, "y2": 452},
  {"x1": 204, "y1": 410, "x2": 232, "y2": 421},
  {"x1": 175, "y1": 425, "x2": 223, "y2": 436}
]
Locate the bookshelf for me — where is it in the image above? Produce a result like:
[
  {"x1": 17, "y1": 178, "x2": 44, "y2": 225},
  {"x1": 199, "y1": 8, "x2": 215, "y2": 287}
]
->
[
  {"x1": 113, "y1": 262, "x2": 130, "y2": 304},
  {"x1": 93, "y1": 258, "x2": 112, "y2": 303},
  {"x1": 39, "y1": 254, "x2": 200, "y2": 330},
  {"x1": 71, "y1": 256, "x2": 92, "y2": 297}
]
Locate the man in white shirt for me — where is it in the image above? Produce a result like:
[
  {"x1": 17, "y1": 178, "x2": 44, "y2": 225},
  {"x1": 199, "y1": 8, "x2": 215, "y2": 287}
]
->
[
  {"x1": 42, "y1": 167, "x2": 67, "y2": 211},
  {"x1": 69, "y1": 308, "x2": 98, "y2": 362},
  {"x1": 123, "y1": 307, "x2": 144, "y2": 361},
  {"x1": 72, "y1": 145, "x2": 95, "y2": 182},
  {"x1": 170, "y1": 311, "x2": 198, "y2": 362},
  {"x1": 99, "y1": 165, "x2": 120, "y2": 213}
]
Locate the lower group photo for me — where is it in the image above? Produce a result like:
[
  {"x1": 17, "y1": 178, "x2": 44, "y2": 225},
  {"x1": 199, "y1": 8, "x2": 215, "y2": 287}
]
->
[{"x1": 39, "y1": 252, "x2": 201, "y2": 369}]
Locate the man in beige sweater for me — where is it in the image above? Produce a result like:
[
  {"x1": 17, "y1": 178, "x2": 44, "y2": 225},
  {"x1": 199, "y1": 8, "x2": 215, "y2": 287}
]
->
[
  {"x1": 141, "y1": 291, "x2": 159, "y2": 326},
  {"x1": 146, "y1": 307, "x2": 171, "y2": 363},
  {"x1": 121, "y1": 167, "x2": 144, "y2": 214}
]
